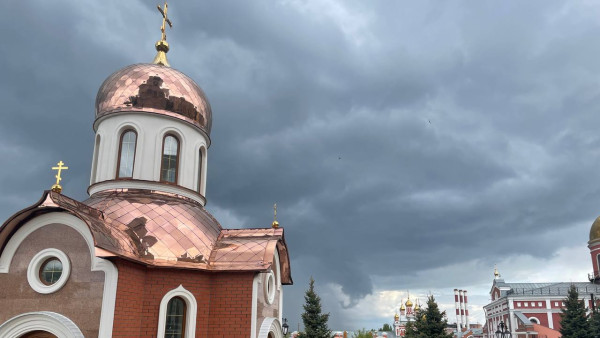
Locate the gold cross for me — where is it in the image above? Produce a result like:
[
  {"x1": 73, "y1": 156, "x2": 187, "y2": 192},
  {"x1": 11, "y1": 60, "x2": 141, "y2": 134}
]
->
[
  {"x1": 51, "y1": 161, "x2": 69, "y2": 193},
  {"x1": 272, "y1": 203, "x2": 279, "y2": 228},
  {"x1": 157, "y1": 1, "x2": 173, "y2": 42}
]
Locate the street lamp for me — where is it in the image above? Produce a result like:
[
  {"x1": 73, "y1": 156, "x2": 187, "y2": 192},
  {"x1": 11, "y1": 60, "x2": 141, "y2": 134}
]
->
[
  {"x1": 282, "y1": 318, "x2": 289, "y2": 335},
  {"x1": 495, "y1": 321, "x2": 510, "y2": 338}
]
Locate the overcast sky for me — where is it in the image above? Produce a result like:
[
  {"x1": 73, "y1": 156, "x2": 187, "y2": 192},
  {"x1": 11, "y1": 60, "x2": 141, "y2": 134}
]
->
[{"x1": 2, "y1": 0, "x2": 600, "y2": 331}]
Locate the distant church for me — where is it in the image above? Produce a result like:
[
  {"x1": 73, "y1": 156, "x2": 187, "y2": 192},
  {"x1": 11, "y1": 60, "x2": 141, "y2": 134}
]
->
[{"x1": 0, "y1": 3, "x2": 292, "y2": 337}]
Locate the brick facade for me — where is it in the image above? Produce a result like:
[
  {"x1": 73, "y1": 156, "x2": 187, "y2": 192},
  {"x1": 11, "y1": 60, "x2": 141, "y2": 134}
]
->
[{"x1": 112, "y1": 259, "x2": 254, "y2": 337}]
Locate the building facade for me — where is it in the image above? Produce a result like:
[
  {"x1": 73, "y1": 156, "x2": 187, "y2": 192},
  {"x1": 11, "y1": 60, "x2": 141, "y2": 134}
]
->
[
  {"x1": 0, "y1": 4, "x2": 292, "y2": 338},
  {"x1": 483, "y1": 215, "x2": 600, "y2": 337}
]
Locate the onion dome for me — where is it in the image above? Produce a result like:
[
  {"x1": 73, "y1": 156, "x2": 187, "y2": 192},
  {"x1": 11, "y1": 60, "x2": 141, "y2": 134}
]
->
[
  {"x1": 95, "y1": 63, "x2": 212, "y2": 135},
  {"x1": 590, "y1": 216, "x2": 600, "y2": 242},
  {"x1": 400, "y1": 302, "x2": 406, "y2": 311},
  {"x1": 394, "y1": 313, "x2": 399, "y2": 321},
  {"x1": 414, "y1": 301, "x2": 420, "y2": 311},
  {"x1": 405, "y1": 298, "x2": 413, "y2": 307}
]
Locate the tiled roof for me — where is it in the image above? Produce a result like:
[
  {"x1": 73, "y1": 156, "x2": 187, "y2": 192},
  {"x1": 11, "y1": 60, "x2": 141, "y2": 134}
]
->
[{"x1": 0, "y1": 190, "x2": 292, "y2": 284}]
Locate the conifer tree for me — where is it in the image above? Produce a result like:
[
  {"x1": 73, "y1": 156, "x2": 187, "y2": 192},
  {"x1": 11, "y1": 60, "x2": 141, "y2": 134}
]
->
[
  {"x1": 590, "y1": 305, "x2": 600, "y2": 338},
  {"x1": 298, "y1": 277, "x2": 332, "y2": 338},
  {"x1": 405, "y1": 295, "x2": 453, "y2": 338},
  {"x1": 560, "y1": 284, "x2": 593, "y2": 338}
]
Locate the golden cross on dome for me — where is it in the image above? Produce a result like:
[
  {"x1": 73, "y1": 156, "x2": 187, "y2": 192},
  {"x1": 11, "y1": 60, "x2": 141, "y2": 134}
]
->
[
  {"x1": 157, "y1": 1, "x2": 173, "y2": 42},
  {"x1": 51, "y1": 161, "x2": 69, "y2": 194},
  {"x1": 272, "y1": 203, "x2": 279, "y2": 228},
  {"x1": 153, "y1": 1, "x2": 173, "y2": 66}
]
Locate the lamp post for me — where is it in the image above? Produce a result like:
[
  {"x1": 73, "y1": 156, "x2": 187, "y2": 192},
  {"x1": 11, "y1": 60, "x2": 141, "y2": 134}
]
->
[
  {"x1": 495, "y1": 321, "x2": 510, "y2": 338},
  {"x1": 282, "y1": 318, "x2": 289, "y2": 336}
]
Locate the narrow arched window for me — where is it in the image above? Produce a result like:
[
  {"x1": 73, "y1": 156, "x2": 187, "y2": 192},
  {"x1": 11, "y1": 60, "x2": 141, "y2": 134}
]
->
[
  {"x1": 117, "y1": 130, "x2": 137, "y2": 178},
  {"x1": 165, "y1": 297, "x2": 186, "y2": 338},
  {"x1": 161, "y1": 134, "x2": 179, "y2": 183},
  {"x1": 197, "y1": 148, "x2": 203, "y2": 193}
]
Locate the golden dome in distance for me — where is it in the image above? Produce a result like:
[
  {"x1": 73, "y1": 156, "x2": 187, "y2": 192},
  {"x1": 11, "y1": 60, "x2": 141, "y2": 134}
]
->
[
  {"x1": 414, "y1": 301, "x2": 420, "y2": 311},
  {"x1": 405, "y1": 298, "x2": 413, "y2": 307},
  {"x1": 394, "y1": 313, "x2": 399, "y2": 321},
  {"x1": 590, "y1": 216, "x2": 600, "y2": 242},
  {"x1": 400, "y1": 302, "x2": 406, "y2": 311}
]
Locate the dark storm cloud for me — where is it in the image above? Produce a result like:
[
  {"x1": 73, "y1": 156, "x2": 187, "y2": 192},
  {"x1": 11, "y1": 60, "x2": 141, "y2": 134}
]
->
[{"x1": 2, "y1": 0, "x2": 600, "y2": 330}]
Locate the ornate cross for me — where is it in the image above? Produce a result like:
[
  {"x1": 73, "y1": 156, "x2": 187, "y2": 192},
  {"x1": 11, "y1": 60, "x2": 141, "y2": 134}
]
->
[
  {"x1": 157, "y1": 1, "x2": 173, "y2": 42},
  {"x1": 51, "y1": 161, "x2": 69, "y2": 193},
  {"x1": 274, "y1": 203, "x2": 277, "y2": 222}
]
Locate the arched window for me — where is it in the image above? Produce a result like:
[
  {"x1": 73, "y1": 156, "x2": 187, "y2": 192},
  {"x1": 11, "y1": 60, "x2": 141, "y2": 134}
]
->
[
  {"x1": 157, "y1": 285, "x2": 197, "y2": 338},
  {"x1": 165, "y1": 297, "x2": 186, "y2": 338},
  {"x1": 161, "y1": 135, "x2": 179, "y2": 183},
  {"x1": 197, "y1": 148, "x2": 203, "y2": 193},
  {"x1": 91, "y1": 134, "x2": 101, "y2": 183},
  {"x1": 117, "y1": 130, "x2": 137, "y2": 178}
]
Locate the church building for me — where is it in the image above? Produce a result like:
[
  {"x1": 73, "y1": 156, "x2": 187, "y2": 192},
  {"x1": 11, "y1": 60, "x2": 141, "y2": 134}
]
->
[
  {"x1": 482, "y1": 215, "x2": 600, "y2": 337},
  {"x1": 0, "y1": 3, "x2": 292, "y2": 338}
]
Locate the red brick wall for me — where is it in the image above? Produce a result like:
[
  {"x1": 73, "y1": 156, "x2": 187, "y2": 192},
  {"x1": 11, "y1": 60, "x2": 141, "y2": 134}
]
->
[
  {"x1": 525, "y1": 313, "x2": 548, "y2": 327},
  {"x1": 552, "y1": 313, "x2": 562, "y2": 331},
  {"x1": 112, "y1": 259, "x2": 254, "y2": 337}
]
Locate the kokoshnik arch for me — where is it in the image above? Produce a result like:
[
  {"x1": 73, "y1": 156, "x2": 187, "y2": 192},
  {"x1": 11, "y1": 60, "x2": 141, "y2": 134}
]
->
[{"x1": 0, "y1": 2, "x2": 292, "y2": 337}]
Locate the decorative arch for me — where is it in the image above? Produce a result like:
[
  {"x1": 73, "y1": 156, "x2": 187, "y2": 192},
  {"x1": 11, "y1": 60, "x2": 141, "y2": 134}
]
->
[
  {"x1": 0, "y1": 311, "x2": 84, "y2": 338},
  {"x1": 0, "y1": 213, "x2": 118, "y2": 337},
  {"x1": 196, "y1": 145, "x2": 207, "y2": 195},
  {"x1": 258, "y1": 317, "x2": 283, "y2": 338},
  {"x1": 157, "y1": 285, "x2": 197, "y2": 338}
]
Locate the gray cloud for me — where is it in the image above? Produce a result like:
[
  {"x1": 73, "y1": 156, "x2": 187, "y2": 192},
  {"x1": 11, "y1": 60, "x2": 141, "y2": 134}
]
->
[{"x1": 2, "y1": 0, "x2": 600, "y2": 331}]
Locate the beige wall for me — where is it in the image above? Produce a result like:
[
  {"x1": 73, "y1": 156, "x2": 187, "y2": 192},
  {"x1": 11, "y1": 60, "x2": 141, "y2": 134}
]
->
[{"x1": 0, "y1": 223, "x2": 105, "y2": 337}]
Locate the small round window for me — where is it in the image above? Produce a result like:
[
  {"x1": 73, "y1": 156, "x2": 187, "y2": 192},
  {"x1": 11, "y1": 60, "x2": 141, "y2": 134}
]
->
[
  {"x1": 264, "y1": 271, "x2": 276, "y2": 304},
  {"x1": 40, "y1": 258, "x2": 63, "y2": 285},
  {"x1": 27, "y1": 248, "x2": 71, "y2": 294}
]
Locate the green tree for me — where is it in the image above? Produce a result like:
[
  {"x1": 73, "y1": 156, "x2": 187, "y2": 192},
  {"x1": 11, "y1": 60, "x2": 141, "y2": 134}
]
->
[
  {"x1": 405, "y1": 295, "x2": 453, "y2": 338},
  {"x1": 352, "y1": 328, "x2": 373, "y2": 338},
  {"x1": 560, "y1": 285, "x2": 593, "y2": 338},
  {"x1": 589, "y1": 305, "x2": 600, "y2": 338},
  {"x1": 298, "y1": 277, "x2": 332, "y2": 338},
  {"x1": 378, "y1": 323, "x2": 393, "y2": 332}
]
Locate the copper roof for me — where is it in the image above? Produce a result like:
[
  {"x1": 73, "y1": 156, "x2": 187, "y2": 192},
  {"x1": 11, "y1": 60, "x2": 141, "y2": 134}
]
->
[
  {"x1": 95, "y1": 63, "x2": 212, "y2": 135},
  {"x1": 0, "y1": 190, "x2": 292, "y2": 284}
]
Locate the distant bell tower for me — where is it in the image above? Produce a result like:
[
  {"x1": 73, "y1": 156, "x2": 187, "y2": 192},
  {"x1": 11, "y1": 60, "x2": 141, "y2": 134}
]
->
[{"x1": 589, "y1": 216, "x2": 600, "y2": 282}]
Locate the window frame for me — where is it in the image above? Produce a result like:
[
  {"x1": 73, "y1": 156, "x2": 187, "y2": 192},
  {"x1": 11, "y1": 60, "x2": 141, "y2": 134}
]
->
[
  {"x1": 116, "y1": 129, "x2": 138, "y2": 179},
  {"x1": 160, "y1": 133, "x2": 180, "y2": 184},
  {"x1": 165, "y1": 296, "x2": 187, "y2": 338},
  {"x1": 197, "y1": 147, "x2": 204, "y2": 193},
  {"x1": 157, "y1": 285, "x2": 197, "y2": 338}
]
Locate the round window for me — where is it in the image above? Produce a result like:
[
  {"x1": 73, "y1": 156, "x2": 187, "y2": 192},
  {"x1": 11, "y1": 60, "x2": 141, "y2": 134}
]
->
[
  {"x1": 264, "y1": 271, "x2": 276, "y2": 304},
  {"x1": 27, "y1": 248, "x2": 71, "y2": 294},
  {"x1": 39, "y1": 258, "x2": 63, "y2": 285}
]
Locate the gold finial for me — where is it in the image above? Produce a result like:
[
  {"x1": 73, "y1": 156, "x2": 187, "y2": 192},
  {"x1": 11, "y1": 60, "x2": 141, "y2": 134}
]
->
[
  {"x1": 494, "y1": 264, "x2": 500, "y2": 278},
  {"x1": 153, "y1": 1, "x2": 173, "y2": 67},
  {"x1": 51, "y1": 161, "x2": 69, "y2": 194},
  {"x1": 272, "y1": 203, "x2": 279, "y2": 228}
]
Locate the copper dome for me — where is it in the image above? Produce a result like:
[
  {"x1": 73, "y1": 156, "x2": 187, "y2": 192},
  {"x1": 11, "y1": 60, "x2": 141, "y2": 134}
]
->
[{"x1": 95, "y1": 63, "x2": 212, "y2": 134}]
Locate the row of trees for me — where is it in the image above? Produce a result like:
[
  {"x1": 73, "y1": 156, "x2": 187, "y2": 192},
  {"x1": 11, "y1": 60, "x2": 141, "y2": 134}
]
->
[{"x1": 296, "y1": 277, "x2": 452, "y2": 338}]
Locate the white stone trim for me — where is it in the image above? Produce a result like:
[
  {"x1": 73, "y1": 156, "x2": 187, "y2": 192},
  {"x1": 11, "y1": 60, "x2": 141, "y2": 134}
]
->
[
  {"x1": 251, "y1": 274, "x2": 259, "y2": 338},
  {"x1": 27, "y1": 248, "x2": 71, "y2": 294},
  {"x1": 274, "y1": 250, "x2": 283, "y2": 324},
  {"x1": 264, "y1": 271, "x2": 276, "y2": 305},
  {"x1": 157, "y1": 285, "x2": 197, "y2": 338},
  {"x1": 0, "y1": 311, "x2": 84, "y2": 338},
  {"x1": 0, "y1": 212, "x2": 118, "y2": 338},
  {"x1": 258, "y1": 317, "x2": 283, "y2": 338}
]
